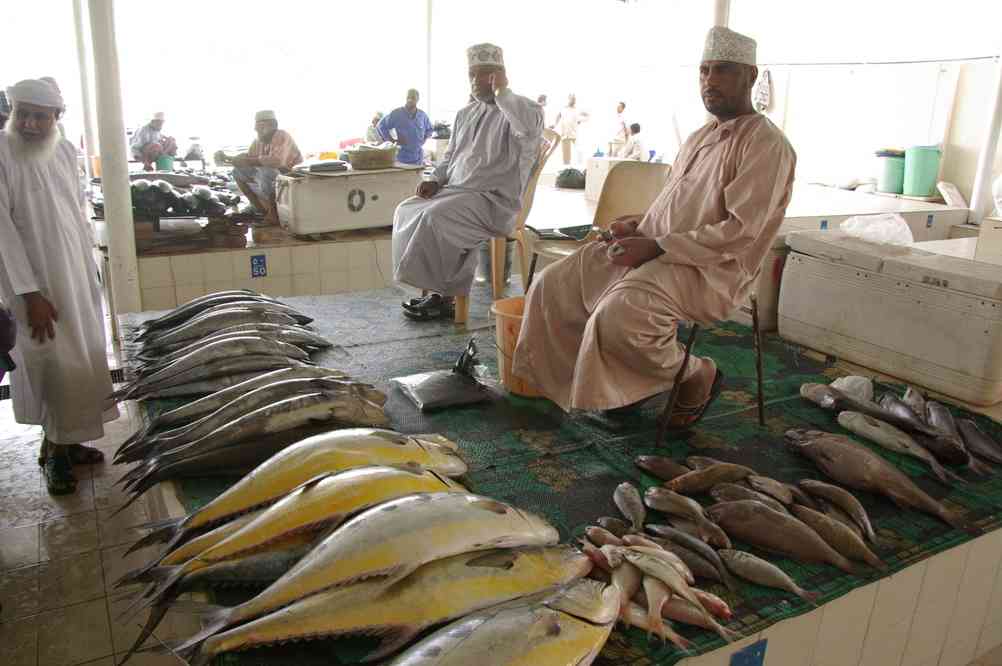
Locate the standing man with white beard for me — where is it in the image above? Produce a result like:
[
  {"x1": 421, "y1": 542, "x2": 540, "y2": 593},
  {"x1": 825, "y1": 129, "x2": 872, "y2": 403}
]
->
[{"x1": 0, "y1": 79, "x2": 119, "y2": 495}]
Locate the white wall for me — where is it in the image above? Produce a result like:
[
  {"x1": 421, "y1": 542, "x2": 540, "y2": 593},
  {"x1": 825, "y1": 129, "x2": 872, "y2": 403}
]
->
[{"x1": 942, "y1": 61, "x2": 1002, "y2": 207}]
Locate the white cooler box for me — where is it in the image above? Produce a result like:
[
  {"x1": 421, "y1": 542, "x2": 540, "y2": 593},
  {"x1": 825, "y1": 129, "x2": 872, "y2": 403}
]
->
[
  {"x1": 730, "y1": 206, "x2": 968, "y2": 332},
  {"x1": 276, "y1": 165, "x2": 422, "y2": 235},
  {"x1": 778, "y1": 231, "x2": 1002, "y2": 406}
]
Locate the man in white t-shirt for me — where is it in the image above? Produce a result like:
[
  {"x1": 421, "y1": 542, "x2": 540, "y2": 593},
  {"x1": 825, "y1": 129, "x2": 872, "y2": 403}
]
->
[
  {"x1": 552, "y1": 94, "x2": 588, "y2": 165},
  {"x1": 610, "y1": 101, "x2": 627, "y2": 157}
]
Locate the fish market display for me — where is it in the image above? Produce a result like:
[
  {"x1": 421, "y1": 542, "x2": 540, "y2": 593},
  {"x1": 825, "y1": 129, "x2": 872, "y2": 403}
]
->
[
  {"x1": 635, "y1": 454, "x2": 691, "y2": 481},
  {"x1": 957, "y1": 419, "x2": 1002, "y2": 465},
  {"x1": 613, "y1": 482, "x2": 646, "y2": 531},
  {"x1": 717, "y1": 549, "x2": 818, "y2": 604},
  {"x1": 709, "y1": 482, "x2": 789, "y2": 514},
  {"x1": 878, "y1": 394, "x2": 970, "y2": 466},
  {"x1": 706, "y1": 500, "x2": 857, "y2": 574},
  {"x1": 789, "y1": 505, "x2": 886, "y2": 571},
  {"x1": 798, "y1": 479, "x2": 876, "y2": 542},
  {"x1": 183, "y1": 546, "x2": 591, "y2": 665},
  {"x1": 786, "y1": 429, "x2": 972, "y2": 531},
  {"x1": 388, "y1": 580, "x2": 619, "y2": 666},
  {"x1": 837, "y1": 411, "x2": 961, "y2": 484},
  {"x1": 664, "y1": 463, "x2": 755, "y2": 494},
  {"x1": 644, "y1": 487, "x2": 731, "y2": 548}
]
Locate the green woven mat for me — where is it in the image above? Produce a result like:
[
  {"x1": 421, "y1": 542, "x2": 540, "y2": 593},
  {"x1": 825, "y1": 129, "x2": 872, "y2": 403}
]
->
[{"x1": 126, "y1": 299, "x2": 1002, "y2": 666}]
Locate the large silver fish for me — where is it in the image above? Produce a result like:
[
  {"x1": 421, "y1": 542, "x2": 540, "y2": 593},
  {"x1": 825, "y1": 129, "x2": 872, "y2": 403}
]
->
[
  {"x1": 137, "y1": 307, "x2": 301, "y2": 349},
  {"x1": 130, "y1": 336, "x2": 309, "y2": 387},
  {"x1": 114, "y1": 355, "x2": 312, "y2": 401},
  {"x1": 134, "y1": 290, "x2": 271, "y2": 334},
  {"x1": 137, "y1": 323, "x2": 332, "y2": 361}
]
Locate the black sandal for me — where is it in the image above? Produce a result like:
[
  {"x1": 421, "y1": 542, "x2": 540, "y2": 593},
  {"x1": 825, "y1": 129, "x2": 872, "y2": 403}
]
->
[
  {"x1": 663, "y1": 369, "x2": 725, "y2": 431},
  {"x1": 43, "y1": 449, "x2": 78, "y2": 495},
  {"x1": 67, "y1": 444, "x2": 105, "y2": 465}
]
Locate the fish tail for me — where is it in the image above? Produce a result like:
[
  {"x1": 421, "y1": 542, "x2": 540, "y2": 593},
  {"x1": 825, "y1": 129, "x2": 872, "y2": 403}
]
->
[
  {"x1": 942, "y1": 508, "x2": 981, "y2": 536},
  {"x1": 796, "y1": 587, "x2": 820, "y2": 606},
  {"x1": 942, "y1": 466, "x2": 967, "y2": 485},
  {"x1": 927, "y1": 460, "x2": 953, "y2": 485},
  {"x1": 123, "y1": 516, "x2": 184, "y2": 552},
  {"x1": 113, "y1": 562, "x2": 158, "y2": 588},
  {"x1": 711, "y1": 619, "x2": 741, "y2": 643},
  {"x1": 834, "y1": 556, "x2": 858, "y2": 576},
  {"x1": 117, "y1": 602, "x2": 172, "y2": 666},
  {"x1": 661, "y1": 620, "x2": 692, "y2": 651},
  {"x1": 168, "y1": 608, "x2": 235, "y2": 663},
  {"x1": 867, "y1": 554, "x2": 889, "y2": 571},
  {"x1": 720, "y1": 567, "x2": 741, "y2": 594},
  {"x1": 115, "y1": 424, "x2": 153, "y2": 456},
  {"x1": 126, "y1": 565, "x2": 191, "y2": 617}
]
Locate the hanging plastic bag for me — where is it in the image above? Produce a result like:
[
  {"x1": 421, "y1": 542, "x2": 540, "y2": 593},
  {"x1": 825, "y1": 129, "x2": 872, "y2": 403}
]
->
[{"x1": 839, "y1": 213, "x2": 913, "y2": 246}]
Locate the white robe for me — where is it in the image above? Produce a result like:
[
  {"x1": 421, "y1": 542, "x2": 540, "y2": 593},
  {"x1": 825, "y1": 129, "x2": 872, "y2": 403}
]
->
[
  {"x1": 0, "y1": 134, "x2": 118, "y2": 443},
  {"x1": 392, "y1": 89, "x2": 543, "y2": 296}
]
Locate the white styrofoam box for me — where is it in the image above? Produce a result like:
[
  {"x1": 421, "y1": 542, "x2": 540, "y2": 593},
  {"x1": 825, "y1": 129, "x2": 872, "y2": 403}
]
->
[
  {"x1": 900, "y1": 545, "x2": 971, "y2": 666},
  {"x1": 174, "y1": 283, "x2": 205, "y2": 306},
  {"x1": 138, "y1": 257, "x2": 172, "y2": 289},
  {"x1": 277, "y1": 166, "x2": 421, "y2": 235},
  {"x1": 938, "y1": 531, "x2": 1002, "y2": 666},
  {"x1": 292, "y1": 273, "x2": 321, "y2": 296},
  {"x1": 778, "y1": 232, "x2": 1002, "y2": 405},
  {"x1": 814, "y1": 584, "x2": 878, "y2": 666},
  {"x1": 319, "y1": 243, "x2": 350, "y2": 272},
  {"x1": 202, "y1": 253, "x2": 233, "y2": 283},
  {"x1": 859, "y1": 561, "x2": 928, "y2": 666},
  {"x1": 320, "y1": 271, "x2": 349, "y2": 295},
  {"x1": 760, "y1": 608, "x2": 824, "y2": 666},
  {"x1": 290, "y1": 245, "x2": 320, "y2": 276},
  {"x1": 141, "y1": 286, "x2": 176, "y2": 311},
  {"x1": 169, "y1": 254, "x2": 204, "y2": 285},
  {"x1": 976, "y1": 217, "x2": 1002, "y2": 265}
]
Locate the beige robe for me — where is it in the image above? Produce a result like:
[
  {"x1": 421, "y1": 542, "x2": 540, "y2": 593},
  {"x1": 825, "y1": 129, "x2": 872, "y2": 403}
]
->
[{"x1": 513, "y1": 113, "x2": 796, "y2": 412}]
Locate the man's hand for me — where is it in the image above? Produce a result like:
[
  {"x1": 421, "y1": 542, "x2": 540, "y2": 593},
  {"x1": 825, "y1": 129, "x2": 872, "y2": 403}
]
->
[
  {"x1": 490, "y1": 70, "x2": 509, "y2": 94},
  {"x1": 416, "y1": 181, "x2": 441, "y2": 199},
  {"x1": 607, "y1": 237, "x2": 663, "y2": 268},
  {"x1": 23, "y1": 292, "x2": 58, "y2": 342},
  {"x1": 607, "y1": 215, "x2": 643, "y2": 239}
]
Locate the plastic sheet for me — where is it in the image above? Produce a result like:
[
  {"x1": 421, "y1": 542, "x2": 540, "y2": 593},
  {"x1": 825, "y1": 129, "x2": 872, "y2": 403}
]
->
[{"x1": 840, "y1": 213, "x2": 913, "y2": 246}]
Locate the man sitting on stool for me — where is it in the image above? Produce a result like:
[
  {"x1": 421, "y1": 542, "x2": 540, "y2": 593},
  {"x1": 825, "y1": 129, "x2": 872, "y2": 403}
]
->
[
  {"x1": 392, "y1": 43, "x2": 542, "y2": 321},
  {"x1": 130, "y1": 111, "x2": 177, "y2": 171},
  {"x1": 513, "y1": 27, "x2": 796, "y2": 425},
  {"x1": 221, "y1": 110, "x2": 303, "y2": 226}
]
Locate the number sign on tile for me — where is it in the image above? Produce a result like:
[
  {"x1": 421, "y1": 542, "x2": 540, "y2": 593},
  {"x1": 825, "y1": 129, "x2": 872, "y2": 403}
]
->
[
  {"x1": 730, "y1": 639, "x2": 767, "y2": 666},
  {"x1": 251, "y1": 254, "x2": 267, "y2": 278}
]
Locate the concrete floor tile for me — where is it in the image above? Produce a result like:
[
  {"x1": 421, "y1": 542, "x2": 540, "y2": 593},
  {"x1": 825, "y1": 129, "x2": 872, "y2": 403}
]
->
[
  {"x1": 0, "y1": 563, "x2": 40, "y2": 621},
  {"x1": 0, "y1": 523, "x2": 40, "y2": 570},
  {"x1": 0, "y1": 616, "x2": 38, "y2": 666},
  {"x1": 79, "y1": 658, "x2": 115, "y2": 666},
  {"x1": 97, "y1": 499, "x2": 151, "y2": 548},
  {"x1": 35, "y1": 598, "x2": 113, "y2": 666},
  {"x1": 39, "y1": 511, "x2": 100, "y2": 560},
  {"x1": 37, "y1": 550, "x2": 106, "y2": 611},
  {"x1": 100, "y1": 543, "x2": 158, "y2": 593}
]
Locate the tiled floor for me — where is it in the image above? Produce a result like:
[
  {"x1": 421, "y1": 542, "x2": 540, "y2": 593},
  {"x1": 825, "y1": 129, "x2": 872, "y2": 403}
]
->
[{"x1": 0, "y1": 397, "x2": 203, "y2": 666}]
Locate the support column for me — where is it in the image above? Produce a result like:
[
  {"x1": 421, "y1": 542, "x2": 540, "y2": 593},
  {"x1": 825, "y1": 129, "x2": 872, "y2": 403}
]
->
[
  {"x1": 72, "y1": 0, "x2": 97, "y2": 183},
  {"x1": 88, "y1": 0, "x2": 141, "y2": 313},
  {"x1": 425, "y1": 0, "x2": 433, "y2": 116},
  {"x1": 713, "y1": 0, "x2": 730, "y2": 27},
  {"x1": 969, "y1": 55, "x2": 1002, "y2": 224}
]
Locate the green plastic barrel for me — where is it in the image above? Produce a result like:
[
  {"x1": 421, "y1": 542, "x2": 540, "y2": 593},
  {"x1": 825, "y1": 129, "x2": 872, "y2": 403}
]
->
[
  {"x1": 877, "y1": 156, "x2": 905, "y2": 194},
  {"x1": 155, "y1": 154, "x2": 175, "y2": 172},
  {"x1": 903, "y1": 146, "x2": 940, "y2": 196}
]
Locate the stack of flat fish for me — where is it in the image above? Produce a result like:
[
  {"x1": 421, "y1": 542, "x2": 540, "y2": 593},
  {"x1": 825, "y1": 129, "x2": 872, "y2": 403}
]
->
[{"x1": 111, "y1": 430, "x2": 617, "y2": 665}]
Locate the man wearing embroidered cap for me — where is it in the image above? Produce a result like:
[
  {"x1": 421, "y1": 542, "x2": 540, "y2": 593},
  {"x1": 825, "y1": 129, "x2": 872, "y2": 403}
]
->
[
  {"x1": 0, "y1": 79, "x2": 120, "y2": 494},
  {"x1": 218, "y1": 110, "x2": 303, "y2": 225},
  {"x1": 393, "y1": 42, "x2": 543, "y2": 320},
  {"x1": 514, "y1": 27, "x2": 796, "y2": 422},
  {"x1": 130, "y1": 111, "x2": 177, "y2": 171}
]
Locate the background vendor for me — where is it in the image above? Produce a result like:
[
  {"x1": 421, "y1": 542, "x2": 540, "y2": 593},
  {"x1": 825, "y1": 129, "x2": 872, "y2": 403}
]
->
[
  {"x1": 129, "y1": 111, "x2": 177, "y2": 171},
  {"x1": 377, "y1": 88, "x2": 434, "y2": 165},
  {"x1": 219, "y1": 109, "x2": 303, "y2": 226}
]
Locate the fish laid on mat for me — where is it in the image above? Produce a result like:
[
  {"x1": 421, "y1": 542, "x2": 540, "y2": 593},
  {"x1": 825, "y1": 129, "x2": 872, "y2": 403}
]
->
[
  {"x1": 138, "y1": 323, "x2": 333, "y2": 360},
  {"x1": 798, "y1": 479, "x2": 876, "y2": 542},
  {"x1": 645, "y1": 523, "x2": 736, "y2": 591},
  {"x1": 802, "y1": 384, "x2": 951, "y2": 443},
  {"x1": 878, "y1": 394, "x2": 971, "y2": 466},
  {"x1": 137, "y1": 307, "x2": 304, "y2": 348},
  {"x1": 134, "y1": 290, "x2": 271, "y2": 334},
  {"x1": 113, "y1": 354, "x2": 313, "y2": 401},
  {"x1": 634, "y1": 455, "x2": 691, "y2": 482},
  {"x1": 585, "y1": 526, "x2": 623, "y2": 548},
  {"x1": 925, "y1": 402, "x2": 993, "y2": 475},
  {"x1": 957, "y1": 419, "x2": 1002, "y2": 465},
  {"x1": 745, "y1": 475, "x2": 795, "y2": 505},
  {"x1": 837, "y1": 411, "x2": 962, "y2": 484},
  {"x1": 116, "y1": 377, "x2": 360, "y2": 463},
  {"x1": 902, "y1": 386, "x2": 927, "y2": 422},
  {"x1": 387, "y1": 579, "x2": 619, "y2": 666},
  {"x1": 814, "y1": 498, "x2": 865, "y2": 541},
  {"x1": 685, "y1": 455, "x2": 728, "y2": 470},
  {"x1": 130, "y1": 336, "x2": 309, "y2": 385},
  {"x1": 706, "y1": 500, "x2": 857, "y2": 574},
  {"x1": 717, "y1": 549, "x2": 818, "y2": 604},
  {"x1": 171, "y1": 493, "x2": 560, "y2": 656},
  {"x1": 789, "y1": 505, "x2": 886, "y2": 570},
  {"x1": 596, "y1": 516, "x2": 632, "y2": 537},
  {"x1": 644, "y1": 487, "x2": 731, "y2": 548},
  {"x1": 710, "y1": 482, "x2": 789, "y2": 514},
  {"x1": 830, "y1": 376, "x2": 874, "y2": 403},
  {"x1": 637, "y1": 535, "x2": 724, "y2": 584},
  {"x1": 125, "y1": 430, "x2": 466, "y2": 554},
  {"x1": 665, "y1": 463, "x2": 755, "y2": 494},
  {"x1": 786, "y1": 429, "x2": 975, "y2": 532},
  {"x1": 613, "y1": 482, "x2": 646, "y2": 531}
]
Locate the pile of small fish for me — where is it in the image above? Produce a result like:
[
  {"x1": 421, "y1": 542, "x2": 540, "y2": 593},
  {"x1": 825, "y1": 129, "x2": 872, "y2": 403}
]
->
[
  {"x1": 113, "y1": 428, "x2": 620, "y2": 665},
  {"x1": 112, "y1": 290, "x2": 391, "y2": 500},
  {"x1": 579, "y1": 377, "x2": 999, "y2": 650}
]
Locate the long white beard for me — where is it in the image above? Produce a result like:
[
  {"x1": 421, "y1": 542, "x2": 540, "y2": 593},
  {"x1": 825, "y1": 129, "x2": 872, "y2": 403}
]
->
[{"x1": 7, "y1": 125, "x2": 61, "y2": 165}]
